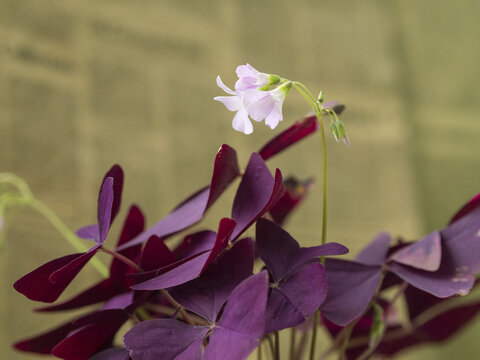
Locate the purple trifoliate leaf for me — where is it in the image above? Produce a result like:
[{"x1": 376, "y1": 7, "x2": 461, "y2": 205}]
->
[
  {"x1": 169, "y1": 237, "x2": 255, "y2": 322},
  {"x1": 321, "y1": 259, "x2": 383, "y2": 326},
  {"x1": 265, "y1": 263, "x2": 327, "y2": 333},
  {"x1": 204, "y1": 271, "x2": 269, "y2": 360},
  {"x1": 139, "y1": 235, "x2": 176, "y2": 272},
  {"x1": 230, "y1": 154, "x2": 284, "y2": 241},
  {"x1": 124, "y1": 319, "x2": 208, "y2": 360},
  {"x1": 256, "y1": 218, "x2": 348, "y2": 282},
  {"x1": 117, "y1": 144, "x2": 239, "y2": 251},
  {"x1": 389, "y1": 231, "x2": 441, "y2": 271},
  {"x1": 355, "y1": 232, "x2": 391, "y2": 266}
]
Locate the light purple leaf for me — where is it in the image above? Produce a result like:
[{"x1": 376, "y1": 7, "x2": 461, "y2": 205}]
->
[
  {"x1": 389, "y1": 231, "x2": 441, "y2": 271},
  {"x1": 76, "y1": 224, "x2": 100, "y2": 241},
  {"x1": 173, "y1": 230, "x2": 218, "y2": 259},
  {"x1": 230, "y1": 154, "x2": 284, "y2": 241},
  {"x1": 355, "y1": 232, "x2": 391, "y2": 266},
  {"x1": 124, "y1": 319, "x2": 208, "y2": 360},
  {"x1": 321, "y1": 259, "x2": 383, "y2": 326}
]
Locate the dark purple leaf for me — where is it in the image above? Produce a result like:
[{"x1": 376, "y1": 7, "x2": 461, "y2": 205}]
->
[
  {"x1": 103, "y1": 164, "x2": 124, "y2": 224},
  {"x1": 259, "y1": 116, "x2": 319, "y2": 160},
  {"x1": 321, "y1": 259, "x2": 383, "y2": 326},
  {"x1": 173, "y1": 231, "x2": 217, "y2": 259},
  {"x1": 117, "y1": 144, "x2": 240, "y2": 251},
  {"x1": 97, "y1": 177, "x2": 114, "y2": 244},
  {"x1": 90, "y1": 348, "x2": 130, "y2": 360},
  {"x1": 139, "y1": 235, "x2": 176, "y2": 272},
  {"x1": 256, "y1": 218, "x2": 348, "y2": 281},
  {"x1": 14, "y1": 246, "x2": 100, "y2": 303},
  {"x1": 35, "y1": 278, "x2": 121, "y2": 312},
  {"x1": 449, "y1": 192, "x2": 480, "y2": 224},
  {"x1": 124, "y1": 319, "x2": 208, "y2": 360},
  {"x1": 13, "y1": 320, "x2": 78, "y2": 354},
  {"x1": 49, "y1": 310, "x2": 129, "y2": 359},
  {"x1": 204, "y1": 271, "x2": 269, "y2": 359},
  {"x1": 132, "y1": 219, "x2": 237, "y2": 291},
  {"x1": 169, "y1": 238, "x2": 255, "y2": 322},
  {"x1": 231, "y1": 154, "x2": 284, "y2": 240},
  {"x1": 269, "y1": 177, "x2": 314, "y2": 225}
]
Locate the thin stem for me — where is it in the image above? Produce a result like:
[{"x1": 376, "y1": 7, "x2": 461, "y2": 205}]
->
[
  {"x1": 258, "y1": 341, "x2": 262, "y2": 360},
  {"x1": 309, "y1": 311, "x2": 319, "y2": 360},
  {"x1": 100, "y1": 246, "x2": 142, "y2": 271},
  {"x1": 294, "y1": 327, "x2": 309, "y2": 360},
  {"x1": 266, "y1": 335, "x2": 276, "y2": 359},
  {"x1": 274, "y1": 331, "x2": 281, "y2": 360},
  {"x1": 289, "y1": 327, "x2": 296, "y2": 360},
  {"x1": 29, "y1": 198, "x2": 109, "y2": 278},
  {"x1": 337, "y1": 319, "x2": 358, "y2": 360}
]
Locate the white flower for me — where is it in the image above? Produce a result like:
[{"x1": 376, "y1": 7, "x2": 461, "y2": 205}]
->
[{"x1": 214, "y1": 76, "x2": 253, "y2": 135}]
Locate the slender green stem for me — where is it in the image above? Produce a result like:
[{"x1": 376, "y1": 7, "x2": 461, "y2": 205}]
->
[
  {"x1": 292, "y1": 83, "x2": 329, "y2": 360},
  {"x1": 289, "y1": 327, "x2": 296, "y2": 360},
  {"x1": 274, "y1": 331, "x2": 281, "y2": 360},
  {"x1": 309, "y1": 311, "x2": 319, "y2": 360},
  {"x1": 29, "y1": 198, "x2": 109, "y2": 278},
  {"x1": 266, "y1": 335, "x2": 276, "y2": 359}
]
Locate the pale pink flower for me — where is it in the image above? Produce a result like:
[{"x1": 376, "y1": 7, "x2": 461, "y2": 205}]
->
[
  {"x1": 235, "y1": 64, "x2": 271, "y2": 91},
  {"x1": 245, "y1": 82, "x2": 292, "y2": 130},
  {"x1": 214, "y1": 76, "x2": 253, "y2": 135}
]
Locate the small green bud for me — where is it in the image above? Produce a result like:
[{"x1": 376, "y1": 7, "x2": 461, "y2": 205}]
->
[
  {"x1": 369, "y1": 302, "x2": 385, "y2": 347},
  {"x1": 317, "y1": 91, "x2": 324, "y2": 104},
  {"x1": 330, "y1": 122, "x2": 339, "y2": 142},
  {"x1": 335, "y1": 120, "x2": 349, "y2": 146},
  {"x1": 269, "y1": 74, "x2": 281, "y2": 86}
]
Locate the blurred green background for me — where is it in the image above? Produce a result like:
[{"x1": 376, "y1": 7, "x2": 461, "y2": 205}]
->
[{"x1": 1, "y1": 0, "x2": 480, "y2": 359}]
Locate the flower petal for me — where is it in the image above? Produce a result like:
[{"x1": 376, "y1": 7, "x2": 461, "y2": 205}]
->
[
  {"x1": 232, "y1": 106, "x2": 253, "y2": 134},
  {"x1": 214, "y1": 95, "x2": 241, "y2": 111},
  {"x1": 216, "y1": 75, "x2": 235, "y2": 95}
]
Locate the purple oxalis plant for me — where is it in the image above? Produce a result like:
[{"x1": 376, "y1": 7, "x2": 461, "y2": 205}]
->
[{"x1": 6, "y1": 64, "x2": 480, "y2": 360}]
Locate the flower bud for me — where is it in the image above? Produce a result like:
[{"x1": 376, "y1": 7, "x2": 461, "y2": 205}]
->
[{"x1": 317, "y1": 91, "x2": 324, "y2": 104}]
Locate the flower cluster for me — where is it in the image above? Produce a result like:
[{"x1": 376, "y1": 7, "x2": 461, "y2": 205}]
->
[
  {"x1": 9, "y1": 66, "x2": 480, "y2": 360},
  {"x1": 214, "y1": 64, "x2": 292, "y2": 134}
]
